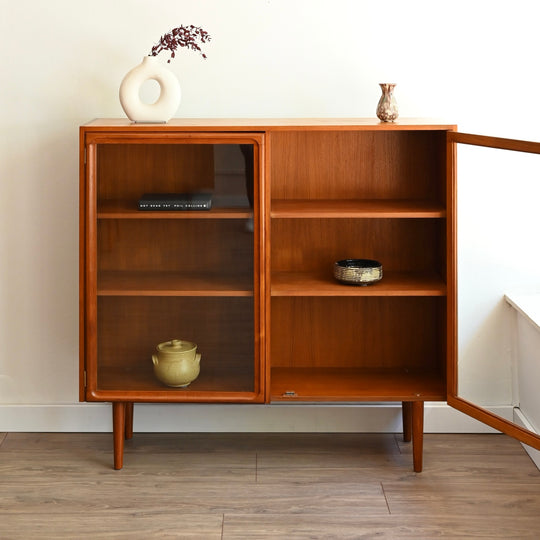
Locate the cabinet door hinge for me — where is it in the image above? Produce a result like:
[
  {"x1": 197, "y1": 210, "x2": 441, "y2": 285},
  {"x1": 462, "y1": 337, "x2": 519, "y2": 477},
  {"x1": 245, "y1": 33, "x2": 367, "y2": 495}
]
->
[
  {"x1": 84, "y1": 147, "x2": 87, "y2": 165},
  {"x1": 83, "y1": 370, "x2": 87, "y2": 388}
]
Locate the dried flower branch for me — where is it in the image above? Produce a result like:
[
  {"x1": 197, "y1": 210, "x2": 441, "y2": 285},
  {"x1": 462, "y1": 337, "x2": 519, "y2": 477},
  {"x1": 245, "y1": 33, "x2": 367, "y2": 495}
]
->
[{"x1": 150, "y1": 25, "x2": 211, "y2": 63}]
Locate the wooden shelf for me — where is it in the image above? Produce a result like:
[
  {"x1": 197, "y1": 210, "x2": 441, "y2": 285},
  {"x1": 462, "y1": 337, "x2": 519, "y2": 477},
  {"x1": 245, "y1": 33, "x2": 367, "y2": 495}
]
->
[
  {"x1": 98, "y1": 200, "x2": 252, "y2": 219},
  {"x1": 271, "y1": 199, "x2": 446, "y2": 218},
  {"x1": 98, "y1": 271, "x2": 253, "y2": 296},
  {"x1": 271, "y1": 367, "x2": 446, "y2": 402},
  {"x1": 271, "y1": 271, "x2": 446, "y2": 296},
  {"x1": 94, "y1": 365, "x2": 256, "y2": 400}
]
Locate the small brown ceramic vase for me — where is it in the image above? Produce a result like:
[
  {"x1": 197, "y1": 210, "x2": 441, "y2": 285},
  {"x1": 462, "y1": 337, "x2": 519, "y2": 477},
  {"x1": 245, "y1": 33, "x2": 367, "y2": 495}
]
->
[{"x1": 376, "y1": 83, "x2": 399, "y2": 122}]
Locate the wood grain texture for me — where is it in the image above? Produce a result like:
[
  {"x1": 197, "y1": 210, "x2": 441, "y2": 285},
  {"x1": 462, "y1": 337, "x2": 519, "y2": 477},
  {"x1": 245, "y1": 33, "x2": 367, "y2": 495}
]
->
[
  {"x1": 1, "y1": 432, "x2": 539, "y2": 538},
  {"x1": 271, "y1": 271, "x2": 446, "y2": 297},
  {"x1": 448, "y1": 131, "x2": 540, "y2": 155},
  {"x1": 271, "y1": 199, "x2": 446, "y2": 218},
  {"x1": 270, "y1": 296, "x2": 446, "y2": 371},
  {"x1": 223, "y1": 514, "x2": 540, "y2": 539},
  {"x1": 96, "y1": 143, "x2": 214, "y2": 201},
  {"x1": 270, "y1": 218, "x2": 446, "y2": 276},
  {"x1": 83, "y1": 118, "x2": 457, "y2": 130},
  {"x1": 97, "y1": 219, "x2": 253, "y2": 275},
  {"x1": 270, "y1": 368, "x2": 446, "y2": 401},
  {"x1": 268, "y1": 130, "x2": 446, "y2": 201}
]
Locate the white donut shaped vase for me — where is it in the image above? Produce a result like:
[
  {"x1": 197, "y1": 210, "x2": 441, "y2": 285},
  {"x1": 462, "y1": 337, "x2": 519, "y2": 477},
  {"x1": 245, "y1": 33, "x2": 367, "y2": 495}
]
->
[{"x1": 119, "y1": 56, "x2": 181, "y2": 123}]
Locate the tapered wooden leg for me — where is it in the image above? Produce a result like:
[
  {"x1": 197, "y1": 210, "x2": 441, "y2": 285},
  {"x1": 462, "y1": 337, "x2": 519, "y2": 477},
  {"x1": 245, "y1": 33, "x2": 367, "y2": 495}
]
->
[
  {"x1": 125, "y1": 402, "x2": 134, "y2": 440},
  {"x1": 411, "y1": 401, "x2": 424, "y2": 473},
  {"x1": 112, "y1": 402, "x2": 126, "y2": 470},
  {"x1": 402, "y1": 401, "x2": 412, "y2": 442}
]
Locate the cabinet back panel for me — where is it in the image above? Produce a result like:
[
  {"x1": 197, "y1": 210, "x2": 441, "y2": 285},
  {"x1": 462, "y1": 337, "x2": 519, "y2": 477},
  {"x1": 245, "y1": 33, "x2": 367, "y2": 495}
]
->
[
  {"x1": 271, "y1": 218, "x2": 445, "y2": 274},
  {"x1": 269, "y1": 131, "x2": 446, "y2": 201},
  {"x1": 271, "y1": 297, "x2": 444, "y2": 370},
  {"x1": 97, "y1": 219, "x2": 253, "y2": 276},
  {"x1": 97, "y1": 297, "x2": 254, "y2": 373},
  {"x1": 97, "y1": 144, "x2": 215, "y2": 200}
]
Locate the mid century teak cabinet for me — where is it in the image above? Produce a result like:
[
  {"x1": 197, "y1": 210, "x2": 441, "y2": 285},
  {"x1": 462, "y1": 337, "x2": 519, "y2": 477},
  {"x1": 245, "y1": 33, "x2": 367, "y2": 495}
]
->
[{"x1": 79, "y1": 119, "x2": 540, "y2": 470}]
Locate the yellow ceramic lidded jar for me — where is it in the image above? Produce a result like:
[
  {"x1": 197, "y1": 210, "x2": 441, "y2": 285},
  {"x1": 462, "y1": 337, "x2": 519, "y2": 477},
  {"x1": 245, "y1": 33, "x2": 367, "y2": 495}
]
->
[{"x1": 152, "y1": 339, "x2": 201, "y2": 387}]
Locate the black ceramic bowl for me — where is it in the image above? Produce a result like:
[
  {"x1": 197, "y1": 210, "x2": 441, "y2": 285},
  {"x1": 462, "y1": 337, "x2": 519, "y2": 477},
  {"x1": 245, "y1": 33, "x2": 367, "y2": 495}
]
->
[{"x1": 333, "y1": 259, "x2": 383, "y2": 286}]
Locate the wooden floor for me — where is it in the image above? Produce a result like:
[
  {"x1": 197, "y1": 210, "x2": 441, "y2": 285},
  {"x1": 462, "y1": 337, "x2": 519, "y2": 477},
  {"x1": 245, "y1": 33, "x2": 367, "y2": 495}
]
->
[{"x1": 2, "y1": 432, "x2": 540, "y2": 539}]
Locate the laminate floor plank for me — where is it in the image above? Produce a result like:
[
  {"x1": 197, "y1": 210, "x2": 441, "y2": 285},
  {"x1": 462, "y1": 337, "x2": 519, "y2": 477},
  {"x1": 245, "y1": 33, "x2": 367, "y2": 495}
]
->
[
  {"x1": 1, "y1": 513, "x2": 224, "y2": 540},
  {"x1": 395, "y1": 454, "x2": 540, "y2": 484},
  {"x1": 383, "y1": 481, "x2": 540, "y2": 517},
  {"x1": 0, "y1": 461, "x2": 255, "y2": 485},
  {"x1": 125, "y1": 432, "x2": 400, "y2": 458},
  {"x1": 0, "y1": 451, "x2": 256, "y2": 479},
  {"x1": 0, "y1": 432, "x2": 398, "y2": 454},
  {"x1": 394, "y1": 434, "x2": 540, "y2": 484},
  {"x1": 396, "y1": 432, "x2": 529, "y2": 456},
  {"x1": 257, "y1": 450, "x2": 406, "y2": 470},
  {"x1": 256, "y1": 457, "x2": 540, "y2": 485},
  {"x1": 222, "y1": 514, "x2": 540, "y2": 539},
  {"x1": 1, "y1": 478, "x2": 388, "y2": 515},
  {"x1": 0, "y1": 432, "x2": 114, "y2": 452},
  {"x1": 246, "y1": 432, "x2": 401, "y2": 454}
]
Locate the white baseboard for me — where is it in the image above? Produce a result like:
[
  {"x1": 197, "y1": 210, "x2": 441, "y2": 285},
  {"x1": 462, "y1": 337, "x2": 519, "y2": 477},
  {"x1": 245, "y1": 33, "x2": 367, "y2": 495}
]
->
[{"x1": 0, "y1": 402, "x2": 505, "y2": 433}]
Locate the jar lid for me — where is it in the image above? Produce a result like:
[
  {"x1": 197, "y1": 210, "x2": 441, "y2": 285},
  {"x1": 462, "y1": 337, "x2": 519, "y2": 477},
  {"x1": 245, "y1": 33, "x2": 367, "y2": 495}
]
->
[{"x1": 156, "y1": 339, "x2": 196, "y2": 353}]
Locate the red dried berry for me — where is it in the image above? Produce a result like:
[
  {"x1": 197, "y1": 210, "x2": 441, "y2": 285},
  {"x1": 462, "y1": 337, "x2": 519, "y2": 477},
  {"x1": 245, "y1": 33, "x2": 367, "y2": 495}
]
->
[{"x1": 150, "y1": 25, "x2": 211, "y2": 61}]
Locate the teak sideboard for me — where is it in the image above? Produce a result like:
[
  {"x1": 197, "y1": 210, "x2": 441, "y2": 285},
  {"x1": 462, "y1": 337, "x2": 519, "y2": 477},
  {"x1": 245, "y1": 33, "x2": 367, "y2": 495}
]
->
[{"x1": 80, "y1": 118, "x2": 540, "y2": 470}]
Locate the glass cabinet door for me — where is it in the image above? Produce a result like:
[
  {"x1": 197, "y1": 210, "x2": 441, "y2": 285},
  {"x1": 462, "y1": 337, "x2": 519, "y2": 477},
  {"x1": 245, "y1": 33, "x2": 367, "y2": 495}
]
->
[
  {"x1": 447, "y1": 131, "x2": 540, "y2": 450},
  {"x1": 82, "y1": 134, "x2": 264, "y2": 402}
]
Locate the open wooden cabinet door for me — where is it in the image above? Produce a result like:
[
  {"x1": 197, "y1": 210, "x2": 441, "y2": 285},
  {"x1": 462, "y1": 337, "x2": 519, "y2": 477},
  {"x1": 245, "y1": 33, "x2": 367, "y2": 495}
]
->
[{"x1": 447, "y1": 131, "x2": 540, "y2": 450}]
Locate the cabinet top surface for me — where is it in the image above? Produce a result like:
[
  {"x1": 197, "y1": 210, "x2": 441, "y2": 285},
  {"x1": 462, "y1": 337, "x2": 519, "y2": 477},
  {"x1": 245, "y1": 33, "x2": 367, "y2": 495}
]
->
[{"x1": 82, "y1": 118, "x2": 456, "y2": 132}]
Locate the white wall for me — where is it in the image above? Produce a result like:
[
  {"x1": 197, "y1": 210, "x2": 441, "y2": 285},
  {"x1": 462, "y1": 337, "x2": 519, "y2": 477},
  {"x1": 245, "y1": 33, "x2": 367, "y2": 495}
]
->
[{"x1": 1, "y1": 0, "x2": 540, "y2": 431}]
